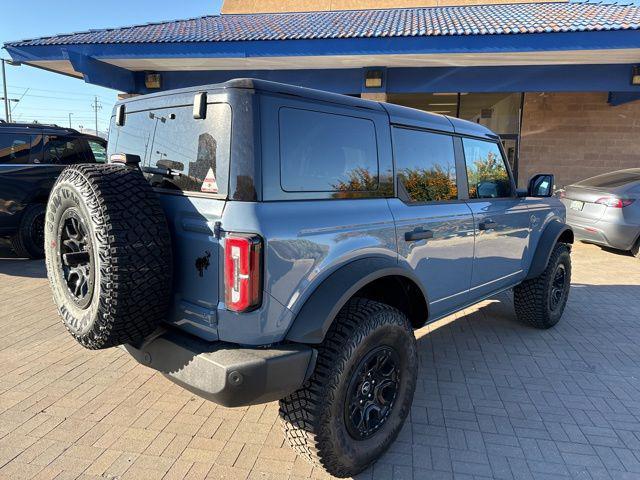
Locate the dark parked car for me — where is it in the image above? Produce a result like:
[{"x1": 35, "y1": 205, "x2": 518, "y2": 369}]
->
[
  {"x1": 560, "y1": 169, "x2": 640, "y2": 258},
  {"x1": 0, "y1": 122, "x2": 106, "y2": 258}
]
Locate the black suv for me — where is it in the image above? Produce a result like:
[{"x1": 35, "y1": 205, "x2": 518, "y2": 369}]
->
[{"x1": 0, "y1": 122, "x2": 106, "y2": 258}]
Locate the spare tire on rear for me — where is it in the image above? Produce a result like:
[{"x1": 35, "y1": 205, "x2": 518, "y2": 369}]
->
[{"x1": 45, "y1": 163, "x2": 172, "y2": 350}]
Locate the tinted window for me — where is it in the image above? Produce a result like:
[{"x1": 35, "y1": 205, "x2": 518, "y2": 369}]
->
[
  {"x1": 393, "y1": 128, "x2": 458, "y2": 202},
  {"x1": 463, "y1": 139, "x2": 512, "y2": 199},
  {"x1": 43, "y1": 136, "x2": 90, "y2": 165},
  {"x1": 109, "y1": 103, "x2": 231, "y2": 195},
  {"x1": 279, "y1": 108, "x2": 379, "y2": 193},
  {"x1": 576, "y1": 169, "x2": 640, "y2": 189},
  {"x1": 0, "y1": 133, "x2": 32, "y2": 164},
  {"x1": 87, "y1": 140, "x2": 107, "y2": 163}
]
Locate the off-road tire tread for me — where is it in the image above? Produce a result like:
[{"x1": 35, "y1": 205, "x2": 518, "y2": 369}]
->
[
  {"x1": 46, "y1": 163, "x2": 172, "y2": 349},
  {"x1": 513, "y1": 242, "x2": 571, "y2": 329},
  {"x1": 11, "y1": 203, "x2": 45, "y2": 259},
  {"x1": 279, "y1": 298, "x2": 417, "y2": 478}
]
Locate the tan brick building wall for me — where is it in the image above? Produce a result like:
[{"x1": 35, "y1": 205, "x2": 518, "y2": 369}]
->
[
  {"x1": 222, "y1": 0, "x2": 562, "y2": 14},
  {"x1": 519, "y1": 93, "x2": 640, "y2": 188}
]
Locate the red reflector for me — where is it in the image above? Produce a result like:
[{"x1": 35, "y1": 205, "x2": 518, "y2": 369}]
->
[
  {"x1": 224, "y1": 234, "x2": 262, "y2": 312},
  {"x1": 595, "y1": 197, "x2": 635, "y2": 208}
]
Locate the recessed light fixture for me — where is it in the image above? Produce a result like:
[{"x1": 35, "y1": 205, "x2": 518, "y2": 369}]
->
[
  {"x1": 365, "y1": 70, "x2": 384, "y2": 89},
  {"x1": 145, "y1": 72, "x2": 162, "y2": 89},
  {"x1": 632, "y1": 66, "x2": 640, "y2": 86}
]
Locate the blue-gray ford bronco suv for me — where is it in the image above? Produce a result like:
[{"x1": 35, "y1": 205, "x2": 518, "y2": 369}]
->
[{"x1": 44, "y1": 79, "x2": 573, "y2": 477}]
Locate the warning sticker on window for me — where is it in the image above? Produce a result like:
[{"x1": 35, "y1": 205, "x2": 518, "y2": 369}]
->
[{"x1": 201, "y1": 168, "x2": 218, "y2": 193}]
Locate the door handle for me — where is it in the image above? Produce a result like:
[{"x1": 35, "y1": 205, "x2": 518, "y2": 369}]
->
[
  {"x1": 479, "y1": 220, "x2": 497, "y2": 231},
  {"x1": 404, "y1": 228, "x2": 434, "y2": 242}
]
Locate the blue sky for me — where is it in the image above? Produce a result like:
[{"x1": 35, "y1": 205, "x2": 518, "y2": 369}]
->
[{"x1": 1, "y1": 0, "x2": 223, "y2": 132}]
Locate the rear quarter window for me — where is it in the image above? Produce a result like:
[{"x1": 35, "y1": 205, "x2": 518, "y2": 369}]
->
[{"x1": 279, "y1": 108, "x2": 379, "y2": 194}]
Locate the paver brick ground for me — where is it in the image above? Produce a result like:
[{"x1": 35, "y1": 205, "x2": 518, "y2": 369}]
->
[{"x1": 0, "y1": 240, "x2": 639, "y2": 479}]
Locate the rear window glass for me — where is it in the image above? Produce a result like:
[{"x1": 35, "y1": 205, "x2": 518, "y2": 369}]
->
[
  {"x1": 576, "y1": 170, "x2": 640, "y2": 188},
  {"x1": 279, "y1": 108, "x2": 379, "y2": 193},
  {"x1": 108, "y1": 103, "x2": 231, "y2": 196}
]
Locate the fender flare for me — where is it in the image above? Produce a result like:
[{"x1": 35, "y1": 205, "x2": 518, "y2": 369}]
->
[
  {"x1": 525, "y1": 220, "x2": 574, "y2": 280},
  {"x1": 285, "y1": 257, "x2": 428, "y2": 344}
]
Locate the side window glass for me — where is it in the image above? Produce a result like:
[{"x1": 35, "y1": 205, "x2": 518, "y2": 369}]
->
[
  {"x1": 392, "y1": 128, "x2": 458, "y2": 202},
  {"x1": 0, "y1": 133, "x2": 32, "y2": 164},
  {"x1": 279, "y1": 108, "x2": 380, "y2": 194},
  {"x1": 87, "y1": 140, "x2": 107, "y2": 163},
  {"x1": 43, "y1": 136, "x2": 88, "y2": 165},
  {"x1": 462, "y1": 139, "x2": 512, "y2": 199}
]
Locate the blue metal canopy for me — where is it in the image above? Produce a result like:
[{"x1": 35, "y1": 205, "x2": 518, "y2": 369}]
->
[{"x1": 3, "y1": 2, "x2": 640, "y2": 96}]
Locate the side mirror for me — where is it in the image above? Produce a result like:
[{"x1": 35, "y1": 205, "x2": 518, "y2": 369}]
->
[{"x1": 528, "y1": 173, "x2": 554, "y2": 197}]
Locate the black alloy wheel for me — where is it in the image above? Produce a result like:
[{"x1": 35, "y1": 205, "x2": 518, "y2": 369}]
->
[
  {"x1": 549, "y1": 263, "x2": 567, "y2": 312},
  {"x1": 345, "y1": 345, "x2": 400, "y2": 440},
  {"x1": 57, "y1": 209, "x2": 94, "y2": 309}
]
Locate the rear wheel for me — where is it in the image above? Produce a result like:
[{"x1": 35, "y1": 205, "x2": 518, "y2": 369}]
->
[
  {"x1": 631, "y1": 238, "x2": 640, "y2": 259},
  {"x1": 11, "y1": 203, "x2": 46, "y2": 259},
  {"x1": 279, "y1": 298, "x2": 417, "y2": 478},
  {"x1": 45, "y1": 163, "x2": 173, "y2": 350},
  {"x1": 514, "y1": 243, "x2": 571, "y2": 329}
]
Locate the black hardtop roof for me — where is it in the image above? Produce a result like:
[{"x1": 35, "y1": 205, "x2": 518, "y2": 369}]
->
[{"x1": 116, "y1": 78, "x2": 496, "y2": 140}]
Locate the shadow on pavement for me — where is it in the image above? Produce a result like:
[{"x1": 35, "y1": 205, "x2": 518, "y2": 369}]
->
[{"x1": 0, "y1": 239, "x2": 47, "y2": 278}]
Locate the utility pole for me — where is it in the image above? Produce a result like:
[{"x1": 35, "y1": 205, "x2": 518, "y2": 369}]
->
[
  {"x1": 68, "y1": 113, "x2": 72, "y2": 128},
  {"x1": 2, "y1": 60, "x2": 9, "y2": 122},
  {"x1": 91, "y1": 96, "x2": 102, "y2": 135}
]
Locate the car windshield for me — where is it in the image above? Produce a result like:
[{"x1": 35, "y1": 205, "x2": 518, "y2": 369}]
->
[{"x1": 576, "y1": 169, "x2": 640, "y2": 189}]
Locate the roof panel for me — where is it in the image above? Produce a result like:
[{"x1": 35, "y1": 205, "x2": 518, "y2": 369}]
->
[{"x1": 5, "y1": 2, "x2": 640, "y2": 47}]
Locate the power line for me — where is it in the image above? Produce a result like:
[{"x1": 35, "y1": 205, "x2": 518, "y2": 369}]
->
[
  {"x1": 8, "y1": 85, "x2": 115, "y2": 101},
  {"x1": 91, "y1": 96, "x2": 102, "y2": 134},
  {"x1": 5, "y1": 92, "x2": 115, "y2": 103}
]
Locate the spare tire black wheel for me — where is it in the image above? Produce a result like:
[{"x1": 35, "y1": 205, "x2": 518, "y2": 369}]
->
[{"x1": 45, "y1": 163, "x2": 173, "y2": 350}]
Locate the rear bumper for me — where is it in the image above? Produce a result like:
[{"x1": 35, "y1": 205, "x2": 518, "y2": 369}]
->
[
  {"x1": 569, "y1": 220, "x2": 639, "y2": 251},
  {"x1": 123, "y1": 329, "x2": 316, "y2": 407}
]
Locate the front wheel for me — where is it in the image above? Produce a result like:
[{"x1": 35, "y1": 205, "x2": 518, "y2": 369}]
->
[
  {"x1": 279, "y1": 298, "x2": 417, "y2": 478},
  {"x1": 514, "y1": 242, "x2": 572, "y2": 329}
]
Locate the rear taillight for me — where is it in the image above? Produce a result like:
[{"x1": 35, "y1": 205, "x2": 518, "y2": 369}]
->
[
  {"x1": 224, "y1": 234, "x2": 262, "y2": 312},
  {"x1": 595, "y1": 197, "x2": 635, "y2": 208}
]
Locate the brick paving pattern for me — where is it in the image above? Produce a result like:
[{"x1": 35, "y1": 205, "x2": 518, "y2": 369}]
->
[{"x1": 1, "y1": 240, "x2": 639, "y2": 480}]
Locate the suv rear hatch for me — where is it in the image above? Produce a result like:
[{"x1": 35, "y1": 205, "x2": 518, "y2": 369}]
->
[{"x1": 108, "y1": 100, "x2": 232, "y2": 340}]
